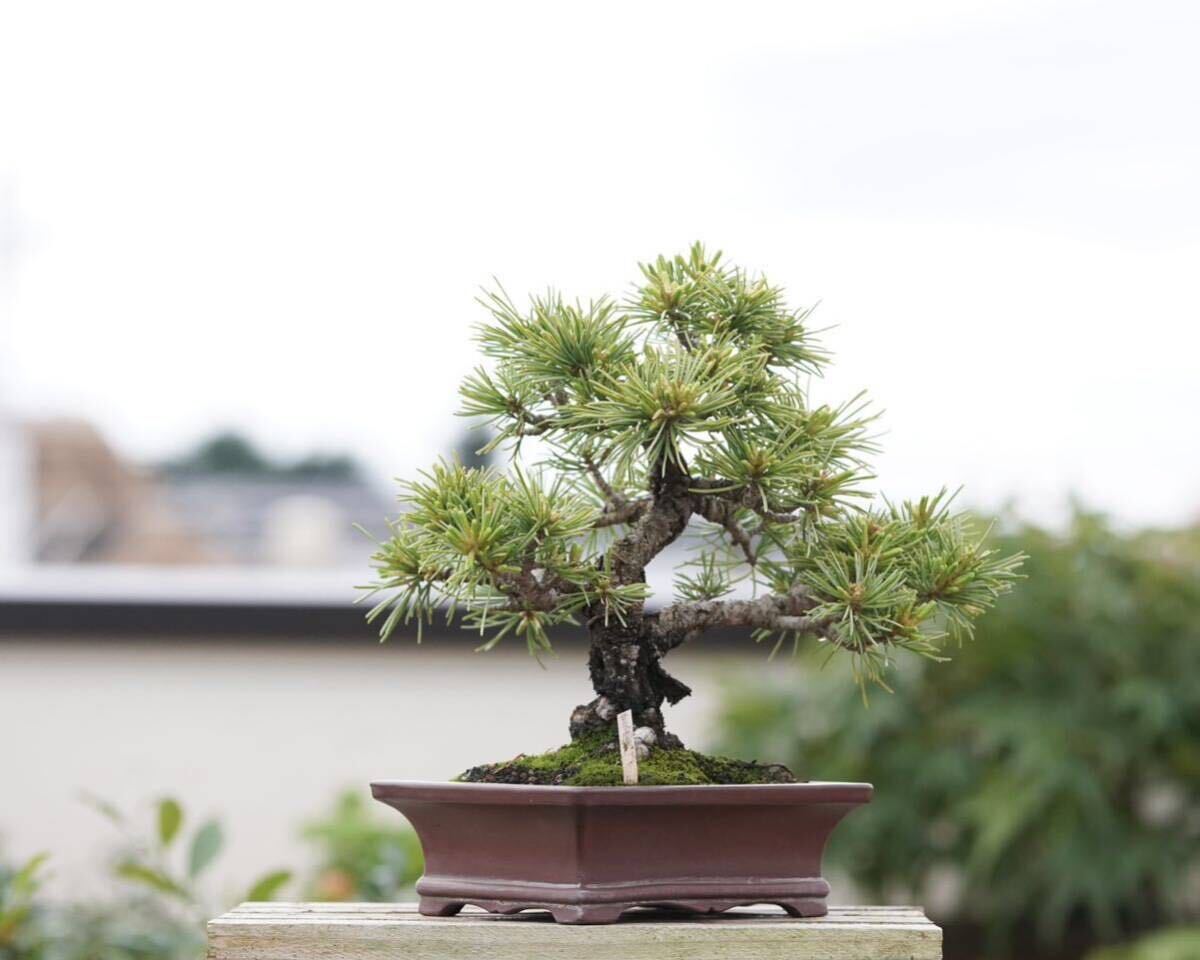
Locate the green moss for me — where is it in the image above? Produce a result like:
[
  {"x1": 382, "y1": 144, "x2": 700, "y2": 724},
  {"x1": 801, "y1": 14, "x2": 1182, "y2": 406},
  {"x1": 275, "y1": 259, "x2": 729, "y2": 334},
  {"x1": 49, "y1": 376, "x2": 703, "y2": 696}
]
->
[{"x1": 456, "y1": 730, "x2": 795, "y2": 786}]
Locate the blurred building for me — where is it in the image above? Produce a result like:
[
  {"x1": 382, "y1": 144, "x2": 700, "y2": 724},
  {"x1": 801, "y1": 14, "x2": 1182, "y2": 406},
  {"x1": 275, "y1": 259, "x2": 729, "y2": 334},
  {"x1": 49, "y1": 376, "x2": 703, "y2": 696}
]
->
[
  {"x1": 0, "y1": 413, "x2": 32, "y2": 565},
  {"x1": 163, "y1": 476, "x2": 386, "y2": 567},
  {"x1": 30, "y1": 418, "x2": 209, "y2": 564},
  {"x1": 17, "y1": 418, "x2": 389, "y2": 567},
  {"x1": 0, "y1": 414, "x2": 748, "y2": 905}
]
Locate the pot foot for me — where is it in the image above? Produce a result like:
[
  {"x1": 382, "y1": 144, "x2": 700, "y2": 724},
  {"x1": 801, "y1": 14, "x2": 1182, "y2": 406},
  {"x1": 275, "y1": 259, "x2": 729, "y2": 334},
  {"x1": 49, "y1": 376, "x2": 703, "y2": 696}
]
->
[
  {"x1": 778, "y1": 897, "x2": 827, "y2": 918},
  {"x1": 549, "y1": 904, "x2": 628, "y2": 925},
  {"x1": 418, "y1": 897, "x2": 464, "y2": 918},
  {"x1": 416, "y1": 892, "x2": 829, "y2": 923}
]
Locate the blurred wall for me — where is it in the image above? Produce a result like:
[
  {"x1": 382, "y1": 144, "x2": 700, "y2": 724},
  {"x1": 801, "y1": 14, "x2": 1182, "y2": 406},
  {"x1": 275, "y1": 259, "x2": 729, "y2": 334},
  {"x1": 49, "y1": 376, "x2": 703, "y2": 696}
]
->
[
  {"x1": 0, "y1": 637, "x2": 746, "y2": 899},
  {"x1": 0, "y1": 417, "x2": 32, "y2": 565}
]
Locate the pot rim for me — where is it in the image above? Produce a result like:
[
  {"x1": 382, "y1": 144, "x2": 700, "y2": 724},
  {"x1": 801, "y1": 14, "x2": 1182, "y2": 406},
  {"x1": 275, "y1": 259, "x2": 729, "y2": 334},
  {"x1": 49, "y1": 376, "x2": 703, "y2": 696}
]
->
[{"x1": 371, "y1": 780, "x2": 872, "y2": 806}]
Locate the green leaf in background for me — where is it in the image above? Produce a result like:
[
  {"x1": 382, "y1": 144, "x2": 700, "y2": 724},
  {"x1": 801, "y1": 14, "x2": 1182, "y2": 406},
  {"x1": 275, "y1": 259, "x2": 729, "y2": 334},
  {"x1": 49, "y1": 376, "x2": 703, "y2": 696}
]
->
[
  {"x1": 715, "y1": 512, "x2": 1200, "y2": 957},
  {"x1": 244, "y1": 869, "x2": 292, "y2": 902},
  {"x1": 187, "y1": 820, "x2": 223, "y2": 879},
  {"x1": 0, "y1": 905, "x2": 33, "y2": 945},
  {"x1": 78, "y1": 791, "x2": 124, "y2": 825},
  {"x1": 301, "y1": 790, "x2": 423, "y2": 901},
  {"x1": 115, "y1": 862, "x2": 189, "y2": 900},
  {"x1": 157, "y1": 798, "x2": 183, "y2": 848},
  {"x1": 9, "y1": 852, "x2": 49, "y2": 899},
  {"x1": 0, "y1": 851, "x2": 48, "y2": 947},
  {"x1": 1089, "y1": 928, "x2": 1200, "y2": 960}
]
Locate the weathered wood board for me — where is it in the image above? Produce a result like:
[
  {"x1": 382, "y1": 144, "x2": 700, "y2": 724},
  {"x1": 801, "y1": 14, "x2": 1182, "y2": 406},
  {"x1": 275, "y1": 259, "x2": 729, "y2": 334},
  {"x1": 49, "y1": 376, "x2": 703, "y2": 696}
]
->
[{"x1": 208, "y1": 902, "x2": 941, "y2": 960}]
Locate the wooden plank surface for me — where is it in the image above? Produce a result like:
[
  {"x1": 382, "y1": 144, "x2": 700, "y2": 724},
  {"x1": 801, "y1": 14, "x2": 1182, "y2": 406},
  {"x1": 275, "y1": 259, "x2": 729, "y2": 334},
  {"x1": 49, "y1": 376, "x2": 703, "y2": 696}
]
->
[{"x1": 208, "y1": 902, "x2": 942, "y2": 960}]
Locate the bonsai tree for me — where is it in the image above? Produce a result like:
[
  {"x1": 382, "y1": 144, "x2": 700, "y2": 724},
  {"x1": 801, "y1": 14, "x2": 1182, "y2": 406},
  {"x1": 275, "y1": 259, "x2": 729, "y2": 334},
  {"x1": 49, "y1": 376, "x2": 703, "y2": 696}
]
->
[{"x1": 365, "y1": 244, "x2": 1023, "y2": 782}]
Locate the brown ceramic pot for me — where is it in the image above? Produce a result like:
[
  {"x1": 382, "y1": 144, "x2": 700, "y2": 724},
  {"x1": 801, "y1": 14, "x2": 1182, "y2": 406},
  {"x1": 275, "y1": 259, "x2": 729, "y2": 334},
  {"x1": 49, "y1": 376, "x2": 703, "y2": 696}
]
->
[{"x1": 370, "y1": 780, "x2": 872, "y2": 924}]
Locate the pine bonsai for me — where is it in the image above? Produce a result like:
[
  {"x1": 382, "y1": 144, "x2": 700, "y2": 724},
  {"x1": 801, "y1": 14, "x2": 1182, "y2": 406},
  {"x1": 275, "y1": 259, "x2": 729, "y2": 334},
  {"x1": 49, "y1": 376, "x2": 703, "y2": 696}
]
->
[{"x1": 364, "y1": 244, "x2": 1023, "y2": 784}]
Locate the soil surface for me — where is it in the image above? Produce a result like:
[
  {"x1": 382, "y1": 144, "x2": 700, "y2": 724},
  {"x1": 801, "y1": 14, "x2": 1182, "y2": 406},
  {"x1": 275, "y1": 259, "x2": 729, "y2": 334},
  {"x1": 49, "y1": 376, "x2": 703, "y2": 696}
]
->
[{"x1": 456, "y1": 730, "x2": 797, "y2": 786}]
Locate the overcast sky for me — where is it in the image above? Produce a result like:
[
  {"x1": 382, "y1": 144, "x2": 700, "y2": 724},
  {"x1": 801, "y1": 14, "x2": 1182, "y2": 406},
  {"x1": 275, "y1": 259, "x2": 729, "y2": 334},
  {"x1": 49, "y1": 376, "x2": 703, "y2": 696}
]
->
[{"x1": 1, "y1": 0, "x2": 1197, "y2": 526}]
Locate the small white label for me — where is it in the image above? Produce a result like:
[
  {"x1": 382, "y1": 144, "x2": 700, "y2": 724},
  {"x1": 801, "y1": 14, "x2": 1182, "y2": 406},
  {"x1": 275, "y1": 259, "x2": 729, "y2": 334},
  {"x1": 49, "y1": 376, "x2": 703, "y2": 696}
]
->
[{"x1": 616, "y1": 709, "x2": 638, "y2": 785}]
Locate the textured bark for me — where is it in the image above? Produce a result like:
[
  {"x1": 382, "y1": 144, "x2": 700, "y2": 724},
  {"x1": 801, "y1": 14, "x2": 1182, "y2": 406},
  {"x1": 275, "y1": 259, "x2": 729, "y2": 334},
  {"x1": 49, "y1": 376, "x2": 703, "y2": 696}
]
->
[
  {"x1": 592, "y1": 498, "x2": 651, "y2": 529},
  {"x1": 693, "y1": 495, "x2": 757, "y2": 564},
  {"x1": 647, "y1": 588, "x2": 828, "y2": 652},
  {"x1": 570, "y1": 619, "x2": 690, "y2": 747},
  {"x1": 608, "y1": 461, "x2": 695, "y2": 590},
  {"x1": 571, "y1": 460, "x2": 695, "y2": 744},
  {"x1": 569, "y1": 461, "x2": 835, "y2": 744},
  {"x1": 689, "y1": 478, "x2": 806, "y2": 525}
]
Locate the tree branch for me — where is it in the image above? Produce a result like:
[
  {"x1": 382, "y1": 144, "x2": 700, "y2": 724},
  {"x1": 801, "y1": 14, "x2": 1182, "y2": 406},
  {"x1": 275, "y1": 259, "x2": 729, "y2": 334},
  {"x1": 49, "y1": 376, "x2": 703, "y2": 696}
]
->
[
  {"x1": 583, "y1": 452, "x2": 624, "y2": 509},
  {"x1": 645, "y1": 586, "x2": 829, "y2": 651},
  {"x1": 592, "y1": 497, "x2": 651, "y2": 528},
  {"x1": 689, "y1": 479, "x2": 804, "y2": 525},
  {"x1": 492, "y1": 562, "x2": 571, "y2": 612},
  {"x1": 693, "y1": 495, "x2": 757, "y2": 565},
  {"x1": 493, "y1": 398, "x2": 561, "y2": 438},
  {"x1": 512, "y1": 417, "x2": 555, "y2": 437},
  {"x1": 607, "y1": 461, "x2": 694, "y2": 588},
  {"x1": 664, "y1": 309, "x2": 695, "y2": 352}
]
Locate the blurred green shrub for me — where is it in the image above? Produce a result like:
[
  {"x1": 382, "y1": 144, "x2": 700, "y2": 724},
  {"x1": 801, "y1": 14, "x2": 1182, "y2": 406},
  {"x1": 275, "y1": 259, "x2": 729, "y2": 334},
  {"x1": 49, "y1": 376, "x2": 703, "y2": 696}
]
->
[
  {"x1": 1, "y1": 796, "x2": 292, "y2": 960},
  {"x1": 1087, "y1": 927, "x2": 1200, "y2": 960},
  {"x1": 0, "y1": 789, "x2": 422, "y2": 960},
  {"x1": 101, "y1": 796, "x2": 292, "y2": 907},
  {"x1": 0, "y1": 852, "x2": 48, "y2": 960},
  {"x1": 302, "y1": 791, "x2": 423, "y2": 901},
  {"x1": 715, "y1": 512, "x2": 1200, "y2": 957}
]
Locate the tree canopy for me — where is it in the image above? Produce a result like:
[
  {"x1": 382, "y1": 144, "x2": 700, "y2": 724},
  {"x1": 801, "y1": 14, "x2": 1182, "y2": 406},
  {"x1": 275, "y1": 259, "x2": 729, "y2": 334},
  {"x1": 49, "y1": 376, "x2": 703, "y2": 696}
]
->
[{"x1": 365, "y1": 244, "x2": 1023, "y2": 691}]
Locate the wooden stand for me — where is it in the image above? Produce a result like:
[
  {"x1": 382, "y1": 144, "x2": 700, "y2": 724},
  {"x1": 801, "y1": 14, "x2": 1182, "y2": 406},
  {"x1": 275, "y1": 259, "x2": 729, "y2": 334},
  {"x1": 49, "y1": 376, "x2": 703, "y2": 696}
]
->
[{"x1": 208, "y1": 902, "x2": 942, "y2": 959}]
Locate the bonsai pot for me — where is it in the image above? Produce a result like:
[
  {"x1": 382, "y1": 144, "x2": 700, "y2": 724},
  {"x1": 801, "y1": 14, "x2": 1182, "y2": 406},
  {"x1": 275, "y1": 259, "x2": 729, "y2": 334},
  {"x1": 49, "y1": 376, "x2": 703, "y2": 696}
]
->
[{"x1": 371, "y1": 780, "x2": 872, "y2": 924}]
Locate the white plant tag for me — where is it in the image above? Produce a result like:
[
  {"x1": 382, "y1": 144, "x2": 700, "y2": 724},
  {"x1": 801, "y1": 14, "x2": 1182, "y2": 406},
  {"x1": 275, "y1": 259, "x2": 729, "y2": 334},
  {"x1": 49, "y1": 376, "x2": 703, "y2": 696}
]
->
[{"x1": 616, "y1": 709, "x2": 638, "y2": 785}]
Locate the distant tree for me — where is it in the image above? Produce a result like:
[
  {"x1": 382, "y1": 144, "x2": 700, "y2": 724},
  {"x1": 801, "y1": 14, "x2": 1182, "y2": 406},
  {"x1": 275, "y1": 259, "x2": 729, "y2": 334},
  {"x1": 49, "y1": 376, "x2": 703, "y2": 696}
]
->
[
  {"x1": 164, "y1": 432, "x2": 359, "y2": 481},
  {"x1": 287, "y1": 454, "x2": 359, "y2": 481},
  {"x1": 166, "y1": 432, "x2": 269, "y2": 475}
]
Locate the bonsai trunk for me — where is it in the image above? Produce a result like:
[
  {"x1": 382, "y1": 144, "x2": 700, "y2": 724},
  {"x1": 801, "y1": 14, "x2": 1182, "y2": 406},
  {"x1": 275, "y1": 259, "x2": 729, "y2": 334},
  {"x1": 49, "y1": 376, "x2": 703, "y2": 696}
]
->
[
  {"x1": 569, "y1": 458, "x2": 695, "y2": 747},
  {"x1": 569, "y1": 621, "x2": 691, "y2": 748}
]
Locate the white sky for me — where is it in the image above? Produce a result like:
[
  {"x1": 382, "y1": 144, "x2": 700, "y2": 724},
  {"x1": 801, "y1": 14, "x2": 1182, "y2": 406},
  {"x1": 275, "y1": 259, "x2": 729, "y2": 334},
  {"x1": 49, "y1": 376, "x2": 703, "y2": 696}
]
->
[{"x1": 2, "y1": 0, "x2": 1198, "y2": 526}]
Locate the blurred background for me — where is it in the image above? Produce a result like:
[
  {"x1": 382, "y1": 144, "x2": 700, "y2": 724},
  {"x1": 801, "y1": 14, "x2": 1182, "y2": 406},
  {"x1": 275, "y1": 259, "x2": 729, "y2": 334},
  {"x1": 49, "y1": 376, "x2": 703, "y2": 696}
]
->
[{"x1": 1, "y1": 2, "x2": 1198, "y2": 959}]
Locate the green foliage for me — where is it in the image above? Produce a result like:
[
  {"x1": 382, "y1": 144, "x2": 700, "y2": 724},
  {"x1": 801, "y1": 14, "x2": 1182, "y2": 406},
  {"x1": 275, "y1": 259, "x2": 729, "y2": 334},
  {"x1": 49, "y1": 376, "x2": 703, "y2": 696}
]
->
[
  {"x1": 244, "y1": 871, "x2": 292, "y2": 903},
  {"x1": 460, "y1": 245, "x2": 843, "y2": 491},
  {"x1": 689, "y1": 391, "x2": 875, "y2": 516},
  {"x1": 167, "y1": 433, "x2": 269, "y2": 475},
  {"x1": 104, "y1": 799, "x2": 285, "y2": 907},
  {"x1": 757, "y1": 490, "x2": 1024, "y2": 685},
  {"x1": 45, "y1": 797, "x2": 291, "y2": 960},
  {"x1": 714, "y1": 512, "x2": 1200, "y2": 956},
  {"x1": 1089, "y1": 928, "x2": 1200, "y2": 960},
  {"x1": 185, "y1": 821, "x2": 222, "y2": 880},
  {"x1": 164, "y1": 431, "x2": 360, "y2": 481},
  {"x1": 364, "y1": 462, "x2": 647, "y2": 654},
  {"x1": 367, "y1": 244, "x2": 1023, "y2": 690},
  {"x1": 301, "y1": 791, "x2": 423, "y2": 902},
  {"x1": 156, "y1": 800, "x2": 182, "y2": 848},
  {"x1": 0, "y1": 789, "x2": 423, "y2": 960},
  {"x1": 0, "y1": 852, "x2": 48, "y2": 960},
  {"x1": 468, "y1": 289, "x2": 638, "y2": 404},
  {"x1": 38, "y1": 903, "x2": 206, "y2": 960},
  {"x1": 674, "y1": 553, "x2": 735, "y2": 602},
  {"x1": 566, "y1": 345, "x2": 751, "y2": 476},
  {"x1": 628, "y1": 244, "x2": 828, "y2": 371}
]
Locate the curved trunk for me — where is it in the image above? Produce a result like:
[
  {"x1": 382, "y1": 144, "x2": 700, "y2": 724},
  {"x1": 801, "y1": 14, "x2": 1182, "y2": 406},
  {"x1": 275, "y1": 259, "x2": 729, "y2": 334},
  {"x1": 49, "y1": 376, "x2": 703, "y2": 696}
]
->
[
  {"x1": 569, "y1": 620, "x2": 691, "y2": 749},
  {"x1": 571, "y1": 459, "x2": 696, "y2": 746}
]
